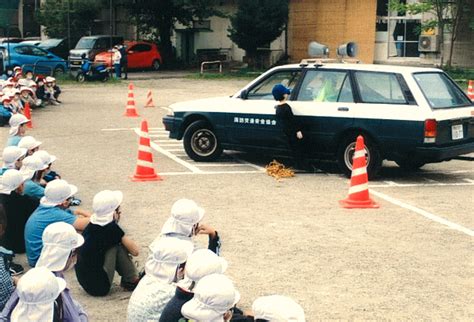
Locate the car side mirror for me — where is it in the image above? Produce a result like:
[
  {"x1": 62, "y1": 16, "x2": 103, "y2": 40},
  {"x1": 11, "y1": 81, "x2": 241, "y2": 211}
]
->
[
  {"x1": 128, "y1": 50, "x2": 134, "y2": 54},
  {"x1": 239, "y1": 89, "x2": 248, "y2": 99}
]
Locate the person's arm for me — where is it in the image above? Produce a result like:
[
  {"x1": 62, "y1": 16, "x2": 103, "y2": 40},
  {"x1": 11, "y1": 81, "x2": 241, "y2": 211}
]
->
[
  {"x1": 72, "y1": 217, "x2": 90, "y2": 231},
  {"x1": 197, "y1": 223, "x2": 221, "y2": 255},
  {"x1": 74, "y1": 208, "x2": 91, "y2": 218},
  {"x1": 121, "y1": 235, "x2": 139, "y2": 256}
]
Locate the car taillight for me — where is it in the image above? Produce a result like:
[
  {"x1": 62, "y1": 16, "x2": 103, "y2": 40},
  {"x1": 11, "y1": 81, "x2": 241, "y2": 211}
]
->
[{"x1": 424, "y1": 119, "x2": 437, "y2": 143}]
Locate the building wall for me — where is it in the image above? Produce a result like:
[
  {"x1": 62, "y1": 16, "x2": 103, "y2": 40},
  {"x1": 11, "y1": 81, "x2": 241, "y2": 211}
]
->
[{"x1": 288, "y1": 0, "x2": 377, "y2": 64}]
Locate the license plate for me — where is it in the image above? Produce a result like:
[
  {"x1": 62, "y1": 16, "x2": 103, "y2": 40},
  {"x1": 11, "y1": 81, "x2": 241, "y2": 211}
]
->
[
  {"x1": 451, "y1": 124, "x2": 463, "y2": 140},
  {"x1": 71, "y1": 61, "x2": 80, "y2": 65}
]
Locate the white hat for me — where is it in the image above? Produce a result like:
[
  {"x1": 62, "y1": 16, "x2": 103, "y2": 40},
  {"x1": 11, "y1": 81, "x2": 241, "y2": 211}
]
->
[
  {"x1": 252, "y1": 295, "x2": 306, "y2": 322},
  {"x1": 19, "y1": 86, "x2": 32, "y2": 93},
  {"x1": 18, "y1": 79, "x2": 28, "y2": 86},
  {"x1": 8, "y1": 114, "x2": 30, "y2": 136},
  {"x1": 34, "y1": 150, "x2": 57, "y2": 166},
  {"x1": 181, "y1": 274, "x2": 240, "y2": 322},
  {"x1": 36, "y1": 222, "x2": 84, "y2": 271},
  {"x1": 0, "y1": 169, "x2": 25, "y2": 194},
  {"x1": 19, "y1": 155, "x2": 48, "y2": 181},
  {"x1": 1, "y1": 95, "x2": 12, "y2": 103},
  {"x1": 40, "y1": 179, "x2": 78, "y2": 207},
  {"x1": 13, "y1": 66, "x2": 22, "y2": 72},
  {"x1": 12, "y1": 89, "x2": 20, "y2": 95},
  {"x1": 145, "y1": 237, "x2": 194, "y2": 283},
  {"x1": 161, "y1": 199, "x2": 205, "y2": 236},
  {"x1": 11, "y1": 267, "x2": 66, "y2": 322},
  {"x1": 18, "y1": 136, "x2": 42, "y2": 151},
  {"x1": 185, "y1": 249, "x2": 228, "y2": 284},
  {"x1": 2, "y1": 146, "x2": 27, "y2": 168},
  {"x1": 90, "y1": 190, "x2": 123, "y2": 226},
  {"x1": 45, "y1": 76, "x2": 55, "y2": 83}
]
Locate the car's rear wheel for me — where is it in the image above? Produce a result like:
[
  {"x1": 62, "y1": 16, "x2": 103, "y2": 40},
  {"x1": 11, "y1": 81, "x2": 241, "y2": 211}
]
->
[
  {"x1": 337, "y1": 134, "x2": 382, "y2": 179},
  {"x1": 395, "y1": 159, "x2": 425, "y2": 171},
  {"x1": 183, "y1": 120, "x2": 223, "y2": 161},
  {"x1": 151, "y1": 59, "x2": 161, "y2": 71}
]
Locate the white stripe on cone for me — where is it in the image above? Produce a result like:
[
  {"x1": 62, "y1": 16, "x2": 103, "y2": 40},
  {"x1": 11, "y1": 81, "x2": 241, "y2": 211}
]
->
[
  {"x1": 138, "y1": 145, "x2": 152, "y2": 153},
  {"x1": 348, "y1": 183, "x2": 369, "y2": 195},
  {"x1": 351, "y1": 167, "x2": 367, "y2": 176},
  {"x1": 136, "y1": 159, "x2": 154, "y2": 168},
  {"x1": 353, "y1": 149, "x2": 366, "y2": 159}
]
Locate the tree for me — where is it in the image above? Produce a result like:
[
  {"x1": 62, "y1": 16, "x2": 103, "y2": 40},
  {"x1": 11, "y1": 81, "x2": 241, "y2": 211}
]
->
[
  {"x1": 35, "y1": 0, "x2": 101, "y2": 41},
  {"x1": 228, "y1": 0, "x2": 289, "y2": 67},
  {"x1": 389, "y1": 0, "x2": 474, "y2": 67},
  {"x1": 126, "y1": 0, "x2": 222, "y2": 67}
]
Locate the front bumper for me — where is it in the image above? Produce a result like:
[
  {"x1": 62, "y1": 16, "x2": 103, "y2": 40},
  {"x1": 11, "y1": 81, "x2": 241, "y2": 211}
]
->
[{"x1": 162, "y1": 116, "x2": 181, "y2": 139}]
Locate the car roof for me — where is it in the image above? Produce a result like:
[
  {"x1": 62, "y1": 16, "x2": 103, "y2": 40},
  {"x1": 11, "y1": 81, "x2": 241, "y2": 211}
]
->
[
  {"x1": 279, "y1": 62, "x2": 441, "y2": 73},
  {"x1": 125, "y1": 40, "x2": 154, "y2": 46}
]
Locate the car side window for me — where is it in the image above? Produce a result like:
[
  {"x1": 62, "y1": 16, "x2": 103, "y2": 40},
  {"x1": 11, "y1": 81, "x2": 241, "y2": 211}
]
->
[
  {"x1": 31, "y1": 47, "x2": 48, "y2": 57},
  {"x1": 355, "y1": 71, "x2": 407, "y2": 104},
  {"x1": 247, "y1": 71, "x2": 302, "y2": 100},
  {"x1": 296, "y1": 70, "x2": 353, "y2": 102},
  {"x1": 133, "y1": 44, "x2": 151, "y2": 52},
  {"x1": 94, "y1": 38, "x2": 108, "y2": 49},
  {"x1": 15, "y1": 46, "x2": 32, "y2": 55}
]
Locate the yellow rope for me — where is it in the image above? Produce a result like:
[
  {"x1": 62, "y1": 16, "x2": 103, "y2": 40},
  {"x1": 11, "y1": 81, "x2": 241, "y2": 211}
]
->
[{"x1": 265, "y1": 160, "x2": 295, "y2": 180}]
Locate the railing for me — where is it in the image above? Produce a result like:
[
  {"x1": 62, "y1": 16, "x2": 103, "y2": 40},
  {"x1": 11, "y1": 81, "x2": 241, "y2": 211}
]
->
[{"x1": 200, "y1": 60, "x2": 223, "y2": 75}]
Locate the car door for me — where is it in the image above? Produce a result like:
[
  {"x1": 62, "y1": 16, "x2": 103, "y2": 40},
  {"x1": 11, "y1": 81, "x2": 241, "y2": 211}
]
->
[
  {"x1": 227, "y1": 69, "x2": 303, "y2": 150},
  {"x1": 30, "y1": 46, "x2": 56, "y2": 74},
  {"x1": 351, "y1": 70, "x2": 421, "y2": 155},
  {"x1": 128, "y1": 44, "x2": 151, "y2": 68},
  {"x1": 290, "y1": 69, "x2": 358, "y2": 155},
  {"x1": 13, "y1": 45, "x2": 35, "y2": 67}
]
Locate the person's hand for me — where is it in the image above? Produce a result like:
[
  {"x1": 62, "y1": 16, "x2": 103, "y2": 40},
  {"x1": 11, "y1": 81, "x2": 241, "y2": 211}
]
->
[
  {"x1": 196, "y1": 223, "x2": 216, "y2": 238},
  {"x1": 296, "y1": 131, "x2": 303, "y2": 139}
]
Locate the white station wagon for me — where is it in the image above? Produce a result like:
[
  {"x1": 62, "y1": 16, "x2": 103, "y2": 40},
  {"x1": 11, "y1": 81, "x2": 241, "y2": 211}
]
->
[{"x1": 163, "y1": 61, "x2": 474, "y2": 177}]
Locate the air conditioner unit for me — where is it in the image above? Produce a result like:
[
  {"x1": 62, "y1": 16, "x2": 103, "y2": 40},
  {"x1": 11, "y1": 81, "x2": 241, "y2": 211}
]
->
[{"x1": 418, "y1": 35, "x2": 440, "y2": 52}]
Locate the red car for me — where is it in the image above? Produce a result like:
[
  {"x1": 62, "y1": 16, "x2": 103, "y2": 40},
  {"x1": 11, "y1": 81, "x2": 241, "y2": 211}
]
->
[{"x1": 94, "y1": 41, "x2": 162, "y2": 70}]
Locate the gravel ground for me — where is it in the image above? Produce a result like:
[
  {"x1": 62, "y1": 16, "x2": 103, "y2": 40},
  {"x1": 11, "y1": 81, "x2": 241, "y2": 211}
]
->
[{"x1": 1, "y1": 77, "x2": 473, "y2": 321}]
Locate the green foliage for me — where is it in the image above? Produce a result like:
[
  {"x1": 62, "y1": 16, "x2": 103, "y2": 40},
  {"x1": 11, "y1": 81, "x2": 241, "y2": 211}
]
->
[
  {"x1": 228, "y1": 0, "x2": 289, "y2": 55},
  {"x1": 36, "y1": 0, "x2": 101, "y2": 39}
]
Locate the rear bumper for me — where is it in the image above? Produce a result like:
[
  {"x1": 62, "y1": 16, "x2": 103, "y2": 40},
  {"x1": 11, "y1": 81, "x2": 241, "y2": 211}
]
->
[{"x1": 414, "y1": 141, "x2": 474, "y2": 161}]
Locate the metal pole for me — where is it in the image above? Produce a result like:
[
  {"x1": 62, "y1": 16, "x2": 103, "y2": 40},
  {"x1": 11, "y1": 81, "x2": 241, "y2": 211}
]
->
[
  {"x1": 7, "y1": 24, "x2": 11, "y2": 70},
  {"x1": 109, "y1": 0, "x2": 113, "y2": 76},
  {"x1": 67, "y1": 0, "x2": 71, "y2": 50}
]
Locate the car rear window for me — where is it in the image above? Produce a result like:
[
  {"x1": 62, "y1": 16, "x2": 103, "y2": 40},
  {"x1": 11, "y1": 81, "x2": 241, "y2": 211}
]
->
[
  {"x1": 413, "y1": 72, "x2": 472, "y2": 109},
  {"x1": 354, "y1": 71, "x2": 407, "y2": 104}
]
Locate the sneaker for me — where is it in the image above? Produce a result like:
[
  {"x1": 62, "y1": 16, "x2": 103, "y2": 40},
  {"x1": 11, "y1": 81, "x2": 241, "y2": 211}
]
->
[
  {"x1": 120, "y1": 278, "x2": 140, "y2": 291},
  {"x1": 9, "y1": 262, "x2": 24, "y2": 276}
]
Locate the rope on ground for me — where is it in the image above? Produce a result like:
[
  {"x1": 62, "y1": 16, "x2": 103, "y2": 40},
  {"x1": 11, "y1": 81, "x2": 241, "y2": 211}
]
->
[{"x1": 265, "y1": 160, "x2": 295, "y2": 180}]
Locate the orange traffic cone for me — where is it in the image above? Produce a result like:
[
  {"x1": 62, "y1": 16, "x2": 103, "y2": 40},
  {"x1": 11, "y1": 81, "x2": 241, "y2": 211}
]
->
[
  {"x1": 144, "y1": 90, "x2": 155, "y2": 108},
  {"x1": 130, "y1": 119, "x2": 162, "y2": 181},
  {"x1": 23, "y1": 102, "x2": 33, "y2": 129},
  {"x1": 468, "y1": 80, "x2": 474, "y2": 101},
  {"x1": 124, "y1": 83, "x2": 139, "y2": 117},
  {"x1": 339, "y1": 135, "x2": 379, "y2": 209}
]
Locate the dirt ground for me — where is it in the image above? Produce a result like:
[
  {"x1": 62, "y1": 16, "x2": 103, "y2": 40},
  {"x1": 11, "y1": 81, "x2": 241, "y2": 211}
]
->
[{"x1": 1, "y1": 77, "x2": 473, "y2": 321}]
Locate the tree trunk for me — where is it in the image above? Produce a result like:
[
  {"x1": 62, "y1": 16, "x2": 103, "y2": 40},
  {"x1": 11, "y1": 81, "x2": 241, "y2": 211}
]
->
[{"x1": 157, "y1": 20, "x2": 174, "y2": 68}]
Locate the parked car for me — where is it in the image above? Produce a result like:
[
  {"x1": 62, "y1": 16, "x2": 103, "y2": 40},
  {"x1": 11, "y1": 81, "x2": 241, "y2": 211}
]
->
[
  {"x1": 39, "y1": 38, "x2": 76, "y2": 60},
  {"x1": 94, "y1": 41, "x2": 163, "y2": 70},
  {"x1": 162, "y1": 61, "x2": 474, "y2": 177},
  {"x1": 68, "y1": 35, "x2": 123, "y2": 69},
  {"x1": 0, "y1": 43, "x2": 68, "y2": 76},
  {"x1": 0, "y1": 38, "x2": 23, "y2": 44}
]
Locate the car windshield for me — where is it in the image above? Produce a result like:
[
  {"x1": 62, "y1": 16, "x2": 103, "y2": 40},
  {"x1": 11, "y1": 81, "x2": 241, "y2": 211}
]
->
[
  {"x1": 40, "y1": 39, "x2": 62, "y2": 47},
  {"x1": 413, "y1": 72, "x2": 472, "y2": 109},
  {"x1": 75, "y1": 38, "x2": 95, "y2": 49}
]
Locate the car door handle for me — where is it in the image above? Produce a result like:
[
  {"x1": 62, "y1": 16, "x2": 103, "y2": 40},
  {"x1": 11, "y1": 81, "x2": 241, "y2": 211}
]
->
[{"x1": 338, "y1": 107, "x2": 349, "y2": 112}]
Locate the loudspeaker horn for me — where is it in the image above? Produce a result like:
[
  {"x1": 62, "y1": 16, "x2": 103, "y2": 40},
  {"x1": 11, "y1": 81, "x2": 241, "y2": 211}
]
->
[
  {"x1": 337, "y1": 42, "x2": 358, "y2": 57},
  {"x1": 308, "y1": 41, "x2": 329, "y2": 57}
]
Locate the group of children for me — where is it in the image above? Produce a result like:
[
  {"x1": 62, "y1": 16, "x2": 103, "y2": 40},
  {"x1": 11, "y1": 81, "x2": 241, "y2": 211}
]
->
[
  {"x1": 0, "y1": 68, "x2": 62, "y2": 126},
  {"x1": 0, "y1": 92, "x2": 306, "y2": 321}
]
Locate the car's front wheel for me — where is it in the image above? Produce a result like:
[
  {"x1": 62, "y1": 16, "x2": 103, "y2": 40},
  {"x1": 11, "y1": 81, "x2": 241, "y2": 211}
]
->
[
  {"x1": 337, "y1": 134, "x2": 382, "y2": 179},
  {"x1": 183, "y1": 120, "x2": 223, "y2": 161},
  {"x1": 53, "y1": 66, "x2": 65, "y2": 77},
  {"x1": 76, "y1": 73, "x2": 85, "y2": 83}
]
